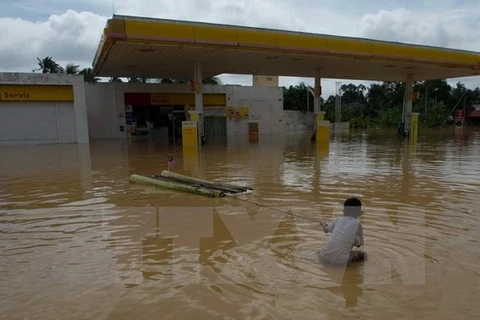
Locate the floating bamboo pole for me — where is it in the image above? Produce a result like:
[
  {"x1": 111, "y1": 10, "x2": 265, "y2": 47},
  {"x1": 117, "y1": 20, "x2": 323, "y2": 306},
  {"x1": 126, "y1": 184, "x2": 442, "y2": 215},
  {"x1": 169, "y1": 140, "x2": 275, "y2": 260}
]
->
[
  {"x1": 129, "y1": 174, "x2": 225, "y2": 198},
  {"x1": 159, "y1": 170, "x2": 252, "y2": 193}
]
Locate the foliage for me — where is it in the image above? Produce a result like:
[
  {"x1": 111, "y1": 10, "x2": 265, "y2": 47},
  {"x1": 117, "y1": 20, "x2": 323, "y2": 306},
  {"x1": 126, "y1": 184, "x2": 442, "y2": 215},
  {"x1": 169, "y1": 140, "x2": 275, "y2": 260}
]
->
[
  {"x1": 109, "y1": 76, "x2": 123, "y2": 83},
  {"x1": 35, "y1": 57, "x2": 63, "y2": 73},
  {"x1": 282, "y1": 78, "x2": 480, "y2": 128},
  {"x1": 283, "y1": 82, "x2": 317, "y2": 112},
  {"x1": 79, "y1": 68, "x2": 99, "y2": 83},
  {"x1": 64, "y1": 63, "x2": 80, "y2": 74}
]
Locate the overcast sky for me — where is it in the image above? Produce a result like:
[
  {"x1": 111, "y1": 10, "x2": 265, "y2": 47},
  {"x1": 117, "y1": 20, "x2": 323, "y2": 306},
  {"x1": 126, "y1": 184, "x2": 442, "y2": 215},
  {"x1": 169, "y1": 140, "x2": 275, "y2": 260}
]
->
[{"x1": 2, "y1": 0, "x2": 480, "y2": 97}]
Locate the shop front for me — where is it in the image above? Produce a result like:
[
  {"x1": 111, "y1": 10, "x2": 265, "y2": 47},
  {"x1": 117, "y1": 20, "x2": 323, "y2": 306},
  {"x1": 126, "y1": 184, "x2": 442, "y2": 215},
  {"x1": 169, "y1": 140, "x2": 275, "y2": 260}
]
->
[
  {"x1": 124, "y1": 92, "x2": 226, "y2": 144},
  {"x1": 0, "y1": 84, "x2": 77, "y2": 145}
]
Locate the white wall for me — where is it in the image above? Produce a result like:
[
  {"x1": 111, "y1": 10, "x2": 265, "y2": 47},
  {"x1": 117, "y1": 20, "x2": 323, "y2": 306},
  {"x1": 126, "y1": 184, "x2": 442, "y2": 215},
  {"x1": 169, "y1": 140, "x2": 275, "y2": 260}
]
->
[
  {"x1": 0, "y1": 72, "x2": 90, "y2": 144},
  {"x1": 227, "y1": 85, "x2": 284, "y2": 136},
  {"x1": 283, "y1": 110, "x2": 313, "y2": 132},
  {"x1": 85, "y1": 83, "x2": 119, "y2": 140},
  {"x1": 85, "y1": 83, "x2": 284, "y2": 139}
]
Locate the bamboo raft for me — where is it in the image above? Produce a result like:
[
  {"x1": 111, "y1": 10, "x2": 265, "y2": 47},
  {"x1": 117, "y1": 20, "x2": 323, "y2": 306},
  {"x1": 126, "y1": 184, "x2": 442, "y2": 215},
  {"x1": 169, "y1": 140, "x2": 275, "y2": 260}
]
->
[{"x1": 129, "y1": 171, "x2": 253, "y2": 198}]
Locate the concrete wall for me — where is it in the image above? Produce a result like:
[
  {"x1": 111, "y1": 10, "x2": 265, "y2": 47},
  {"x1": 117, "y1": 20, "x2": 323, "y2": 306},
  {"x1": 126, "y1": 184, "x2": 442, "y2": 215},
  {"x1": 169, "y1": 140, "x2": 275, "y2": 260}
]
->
[
  {"x1": 85, "y1": 83, "x2": 284, "y2": 139},
  {"x1": 0, "y1": 72, "x2": 90, "y2": 144},
  {"x1": 227, "y1": 85, "x2": 284, "y2": 136},
  {"x1": 252, "y1": 75, "x2": 279, "y2": 87},
  {"x1": 283, "y1": 110, "x2": 313, "y2": 132}
]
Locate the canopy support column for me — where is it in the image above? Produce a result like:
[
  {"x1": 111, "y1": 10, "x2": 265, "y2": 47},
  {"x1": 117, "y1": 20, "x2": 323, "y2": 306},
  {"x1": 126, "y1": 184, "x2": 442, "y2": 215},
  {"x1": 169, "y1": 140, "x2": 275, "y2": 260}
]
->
[
  {"x1": 403, "y1": 74, "x2": 414, "y2": 136},
  {"x1": 193, "y1": 62, "x2": 204, "y2": 143}
]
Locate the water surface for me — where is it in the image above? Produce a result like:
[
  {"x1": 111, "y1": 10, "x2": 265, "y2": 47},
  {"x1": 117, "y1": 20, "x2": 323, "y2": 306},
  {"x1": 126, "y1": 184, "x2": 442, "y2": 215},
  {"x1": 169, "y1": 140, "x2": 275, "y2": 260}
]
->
[{"x1": 1, "y1": 128, "x2": 480, "y2": 319}]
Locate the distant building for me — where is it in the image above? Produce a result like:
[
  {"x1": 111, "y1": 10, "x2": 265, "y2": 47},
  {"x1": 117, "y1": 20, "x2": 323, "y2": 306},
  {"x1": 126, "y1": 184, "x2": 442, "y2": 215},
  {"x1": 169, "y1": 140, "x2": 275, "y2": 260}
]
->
[
  {"x1": 252, "y1": 75, "x2": 279, "y2": 87},
  {"x1": 466, "y1": 104, "x2": 480, "y2": 125}
]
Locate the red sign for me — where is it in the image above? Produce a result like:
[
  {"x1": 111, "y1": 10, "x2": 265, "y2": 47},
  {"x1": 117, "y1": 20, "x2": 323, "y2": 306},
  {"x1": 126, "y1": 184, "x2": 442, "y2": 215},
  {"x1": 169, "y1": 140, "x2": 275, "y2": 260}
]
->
[{"x1": 455, "y1": 110, "x2": 465, "y2": 122}]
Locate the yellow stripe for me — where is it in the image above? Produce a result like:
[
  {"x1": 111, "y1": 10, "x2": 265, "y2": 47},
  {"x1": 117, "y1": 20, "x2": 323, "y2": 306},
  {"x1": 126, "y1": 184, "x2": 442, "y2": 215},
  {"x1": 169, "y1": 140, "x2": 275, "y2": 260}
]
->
[
  {"x1": 98, "y1": 18, "x2": 480, "y2": 69},
  {"x1": 330, "y1": 38, "x2": 372, "y2": 55},
  {"x1": 194, "y1": 26, "x2": 237, "y2": 43},
  {"x1": 371, "y1": 43, "x2": 412, "y2": 59},
  {"x1": 0, "y1": 85, "x2": 74, "y2": 101},
  {"x1": 237, "y1": 29, "x2": 277, "y2": 46},
  {"x1": 125, "y1": 21, "x2": 194, "y2": 40},
  {"x1": 106, "y1": 19, "x2": 126, "y2": 35},
  {"x1": 277, "y1": 33, "x2": 328, "y2": 51}
]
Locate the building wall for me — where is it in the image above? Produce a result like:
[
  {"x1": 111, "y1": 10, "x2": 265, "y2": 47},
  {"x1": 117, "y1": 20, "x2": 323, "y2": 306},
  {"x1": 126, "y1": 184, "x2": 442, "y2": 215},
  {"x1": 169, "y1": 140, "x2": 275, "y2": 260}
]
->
[
  {"x1": 227, "y1": 85, "x2": 284, "y2": 136},
  {"x1": 0, "y1": 72, "x2": 89, "y2": 144},
  {"x1": 283, "y1": 110, "x2": 314, "y2": 132},
  {"x1": 252, "y1": 75, "x2": 279, "y2": 87},
  {"x1": 85, "y1": 83, "x2": 284, "y2": 139}
]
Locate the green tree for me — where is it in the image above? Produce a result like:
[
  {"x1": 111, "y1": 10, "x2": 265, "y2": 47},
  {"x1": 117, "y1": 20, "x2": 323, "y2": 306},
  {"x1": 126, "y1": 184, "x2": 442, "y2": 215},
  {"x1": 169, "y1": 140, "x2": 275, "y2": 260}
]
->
[
  {"x1": 283, "y1": 82, "x2": 314, "y2": 112},
  {"x1": 203, "y1": 77, "x2": 222, "y2": 84},
  {"x1": 36, "y1": 56, "x2": 63, "y2": 73},
  {"x1": 340, "y1": 83, "x2": 367, "y2": 105},
  {"x1": 128, "y1": 77, "x2": 149, "y2": 83},
  {"x1": 79, "y1": 68, "x2": 99, "y2": 83},
  {"x1": 64, "y1": 63, "x2": 80, "y2": 74},
  {"x1": 109, "y1": 77, "x2": 123, "y2": 83}
]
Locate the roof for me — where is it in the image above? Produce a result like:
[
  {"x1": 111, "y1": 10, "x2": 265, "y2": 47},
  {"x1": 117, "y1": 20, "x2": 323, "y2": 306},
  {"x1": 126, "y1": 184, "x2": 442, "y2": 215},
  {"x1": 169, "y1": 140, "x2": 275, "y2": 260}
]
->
[
  {"x1": 467, "y1": 110, "x2": 480, "y2": 118},
  {"x1": 92, "y1": 15, "x2": 480, "y2": 82}
]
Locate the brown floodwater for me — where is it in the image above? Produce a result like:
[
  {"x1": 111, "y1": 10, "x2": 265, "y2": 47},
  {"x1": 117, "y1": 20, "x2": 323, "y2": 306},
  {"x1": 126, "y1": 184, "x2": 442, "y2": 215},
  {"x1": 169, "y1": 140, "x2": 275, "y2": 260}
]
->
[{"x1": 1, "y1": 128, "x2": 480, "y2": 319}]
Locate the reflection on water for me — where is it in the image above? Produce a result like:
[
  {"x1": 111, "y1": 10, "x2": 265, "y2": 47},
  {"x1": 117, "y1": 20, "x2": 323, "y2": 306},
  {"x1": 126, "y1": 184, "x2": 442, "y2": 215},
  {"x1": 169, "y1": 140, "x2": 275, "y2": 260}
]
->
[{"x1": 1, "y1": 128, "x2": 480, "y2": 319}]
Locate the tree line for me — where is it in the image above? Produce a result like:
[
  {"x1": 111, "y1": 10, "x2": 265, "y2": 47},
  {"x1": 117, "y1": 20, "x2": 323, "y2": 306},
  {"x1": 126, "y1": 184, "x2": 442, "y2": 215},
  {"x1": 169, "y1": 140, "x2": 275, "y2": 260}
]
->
[
  {"x1": 283, "y1": 80, "x2": 480, "y2": 127},
  {"x1": 34, "y1": 56, "x2": 221, "y2": 85}
]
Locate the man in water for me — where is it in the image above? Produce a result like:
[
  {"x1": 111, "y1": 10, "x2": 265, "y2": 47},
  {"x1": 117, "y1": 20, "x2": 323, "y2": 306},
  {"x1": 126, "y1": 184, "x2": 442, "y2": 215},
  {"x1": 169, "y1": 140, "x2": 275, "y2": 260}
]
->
[{"x1": 318, "y1": 197, "x2": 366, "y2": 266}]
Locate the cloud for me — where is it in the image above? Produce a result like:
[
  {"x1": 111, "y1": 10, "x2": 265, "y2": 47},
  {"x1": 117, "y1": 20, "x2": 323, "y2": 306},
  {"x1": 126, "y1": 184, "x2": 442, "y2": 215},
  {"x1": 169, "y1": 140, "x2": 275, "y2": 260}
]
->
[
  {"x1": 359, "y1": 8, "x2": 480, "y2": 51},
  {"x1": 0, "y1": 10, "x2": 107, "y2": 72},
  {"x1": 2, "y1": 1, "x2": 480, "y2": 95}
]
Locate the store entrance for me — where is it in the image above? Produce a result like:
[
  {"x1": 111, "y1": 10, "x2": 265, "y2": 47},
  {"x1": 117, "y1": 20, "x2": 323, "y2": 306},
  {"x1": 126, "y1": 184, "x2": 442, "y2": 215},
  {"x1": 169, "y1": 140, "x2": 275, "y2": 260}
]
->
[{"x1": 126, "y1": 104, "x2": 186, "y2": 144}]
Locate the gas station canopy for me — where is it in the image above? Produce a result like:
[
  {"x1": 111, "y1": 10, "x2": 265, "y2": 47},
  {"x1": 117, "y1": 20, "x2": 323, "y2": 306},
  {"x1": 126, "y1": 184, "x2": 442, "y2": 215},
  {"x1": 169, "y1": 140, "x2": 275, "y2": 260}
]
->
[{"x1": 92, "y1": 15, "x2": 480, "y2": 82}]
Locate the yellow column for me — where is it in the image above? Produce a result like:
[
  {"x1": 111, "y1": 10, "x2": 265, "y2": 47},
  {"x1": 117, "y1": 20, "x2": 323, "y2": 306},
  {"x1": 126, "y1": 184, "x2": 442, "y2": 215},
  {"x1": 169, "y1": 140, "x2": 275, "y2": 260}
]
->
[
  {"x1": 189, "y1": 110, "x2": 199, "y2": 123},
  {"x1": 316, "y1": 120, "x2": 330, "y2": 145},
  {"x1": 410, "y1": 112, "x2": 419, "y2": 143},
  {"x1": 182, "y1": 121, "x2": 198, "y2": 147},
  {"x1": 182, "y1": 121, "x2": 199, "y2": 170},
  {"x1": 183, "y1": 144, "x2": 199, "y2": 170}
]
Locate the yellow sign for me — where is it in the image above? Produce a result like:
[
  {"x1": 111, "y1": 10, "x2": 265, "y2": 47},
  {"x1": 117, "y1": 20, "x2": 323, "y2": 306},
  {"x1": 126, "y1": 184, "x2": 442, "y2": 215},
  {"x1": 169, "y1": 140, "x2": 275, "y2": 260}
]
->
[
  {"x1": 183, "y1": 144, "x2": 199, "y2": 169},
  {"x1": 226, "y1": 106, "x2": 249, "y2": 120},
  {"x1": 150, "y1": 93, "x2": 226, "y2": 106},
  {"x1": 0, "y1": 85, "x2": 74, "y2": 101},
  {"x1": 182, "y1": 121, "x2": 198, "y2": 147},
  {"x1": 316, "y1": 120, "x2": 330, "y2": 144}
]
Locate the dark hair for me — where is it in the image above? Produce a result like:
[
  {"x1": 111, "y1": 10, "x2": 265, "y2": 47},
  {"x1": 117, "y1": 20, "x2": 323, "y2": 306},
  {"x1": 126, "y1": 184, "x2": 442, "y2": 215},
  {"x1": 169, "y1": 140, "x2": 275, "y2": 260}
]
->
[{"x1": 343, "y1": 197, "x2": 362, "y2": 217}]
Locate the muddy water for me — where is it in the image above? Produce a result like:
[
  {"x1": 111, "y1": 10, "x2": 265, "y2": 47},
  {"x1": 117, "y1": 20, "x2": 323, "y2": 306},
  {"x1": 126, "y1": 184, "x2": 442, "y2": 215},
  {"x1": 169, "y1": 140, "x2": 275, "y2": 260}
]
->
[{"x1": 1, "y1": 129, "x2": 480, "y2": 319}]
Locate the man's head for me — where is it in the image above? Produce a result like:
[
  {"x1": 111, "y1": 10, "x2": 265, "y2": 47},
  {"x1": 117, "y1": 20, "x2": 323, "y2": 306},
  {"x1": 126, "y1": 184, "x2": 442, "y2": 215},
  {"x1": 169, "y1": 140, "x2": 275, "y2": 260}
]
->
[{"x1": 343, "y1": 197, "x2": 363, "y2": 218}]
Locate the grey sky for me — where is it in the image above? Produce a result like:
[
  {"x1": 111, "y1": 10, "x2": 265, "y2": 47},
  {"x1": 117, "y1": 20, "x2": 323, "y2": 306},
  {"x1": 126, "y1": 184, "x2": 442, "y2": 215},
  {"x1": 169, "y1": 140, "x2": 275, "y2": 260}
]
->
[{"x1": 2, "y1": 0, "x2": 480, "y2": 97}]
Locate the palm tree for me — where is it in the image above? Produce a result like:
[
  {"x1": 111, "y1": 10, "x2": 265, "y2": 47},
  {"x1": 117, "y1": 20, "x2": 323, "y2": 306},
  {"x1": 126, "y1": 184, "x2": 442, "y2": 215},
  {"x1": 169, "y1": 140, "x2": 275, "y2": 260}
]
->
[
  {"x1": 128, "y1": 77, "x2": 149, "y2": 83},
  {"x1": 203, "y1": 77, "x2": 222, "y2": 85},
  {"x1": 36, "y1": 56, "x2": 63, "y2": 73},
  {"x1": 79, "y1": 68, "x2": 99, "y2": 83},
  {"x1": 109, "y1": 76, "x2": 123, "y2": 83},
  {"x1": 64, "y1": 63, "x2": 80, "y2": 74}
]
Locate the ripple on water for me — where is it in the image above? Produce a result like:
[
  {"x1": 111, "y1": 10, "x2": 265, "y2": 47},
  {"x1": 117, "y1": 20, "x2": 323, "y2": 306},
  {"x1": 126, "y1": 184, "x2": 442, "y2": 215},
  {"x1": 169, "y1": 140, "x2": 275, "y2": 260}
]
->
[{"x1": 2, "y1": 133, "x2": 480, "y2": 319}]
